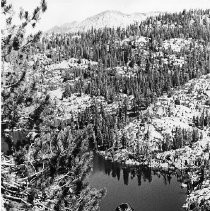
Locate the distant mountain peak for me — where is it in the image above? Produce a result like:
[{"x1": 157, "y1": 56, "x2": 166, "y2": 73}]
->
[
  {"x1": 47, "y1": 10, "x2": 160, "y2": 34},
  {"x1": 99, "y1": 10, "x2": 122, "y2": 14}
]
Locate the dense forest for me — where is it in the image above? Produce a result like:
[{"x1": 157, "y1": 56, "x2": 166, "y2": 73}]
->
[
  {"x1": 1, "y1": 0, "x2": 210, "y2": 210},
  {"x1": 40, "y1": 9, "x2": 210, "y2": 105},
  {"x1": 37, "y1": 9, "x2": 210, "y2": 153}
]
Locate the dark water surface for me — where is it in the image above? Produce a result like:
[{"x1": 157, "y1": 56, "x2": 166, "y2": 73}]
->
[
  {"x1": 89, "y1": 154, "x2": 186, "y2": 211},
  {"x1": 1, "y1": 131, "x2": 187, "y2": 211}
]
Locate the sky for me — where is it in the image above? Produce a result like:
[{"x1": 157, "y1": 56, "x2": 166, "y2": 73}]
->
[{"x1": 7, "y1": 0, "x2": 210, "y2": 31}]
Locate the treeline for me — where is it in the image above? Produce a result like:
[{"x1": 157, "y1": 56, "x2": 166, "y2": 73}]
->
[
  {"x1": 41, "y1": 9, "x2": 210, "y2": 67},
  {"x1": 49, "y1": 9, "x2": 210, "y2": 108},
  {"x1": 47, "y1": 100, "x2": 208, "y2": 155}
]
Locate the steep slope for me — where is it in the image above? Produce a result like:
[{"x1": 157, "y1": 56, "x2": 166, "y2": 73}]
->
[{"x1": 47, "y1": 10, "x2": 160, "y2": 33}]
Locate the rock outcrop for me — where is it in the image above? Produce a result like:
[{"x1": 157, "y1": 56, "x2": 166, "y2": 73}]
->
[{"x1": 115, "y1": 203, "x2": 134, "y2": 211}]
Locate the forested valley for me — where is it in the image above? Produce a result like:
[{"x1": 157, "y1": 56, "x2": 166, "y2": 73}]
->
[{"x1": 1, "y1": 0, "x2": 210, "y2": 210}]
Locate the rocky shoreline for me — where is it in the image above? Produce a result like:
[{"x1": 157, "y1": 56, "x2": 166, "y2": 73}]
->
[
  {"x1": 96, "y1": 74, "x2": 210, "y2": 211},
  {"x1": 3, "y1": 56, "x2": 210, "y2": 211},
  {"x1": 97, "y1": 147, "x2": 210, "y2": 210}
]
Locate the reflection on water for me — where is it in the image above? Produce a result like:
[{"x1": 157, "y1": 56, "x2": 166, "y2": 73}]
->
[
  {"x1": 89, "y1": 154, "x2": 186, "y2": 211},
  {"x1": 92, "y1": 153, "x2": 174, "y2": 186}
]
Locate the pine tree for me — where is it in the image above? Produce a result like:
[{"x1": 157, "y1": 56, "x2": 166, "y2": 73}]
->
[{"x1": 1, "y1": 1, "x2": 105, "y2": 210}]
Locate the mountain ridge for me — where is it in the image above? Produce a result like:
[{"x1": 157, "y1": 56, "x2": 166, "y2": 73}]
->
[{"x1": 47, "y1": 10, "x2": 161, "y2": 34}]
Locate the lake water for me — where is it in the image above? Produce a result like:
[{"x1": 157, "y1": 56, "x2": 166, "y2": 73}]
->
[
  {"x1": 89, "y1": 154, "x2": 186, "y2": 211},
  {"x1": 1, "y1": 132, "x2": 187, "y2": 211}
]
